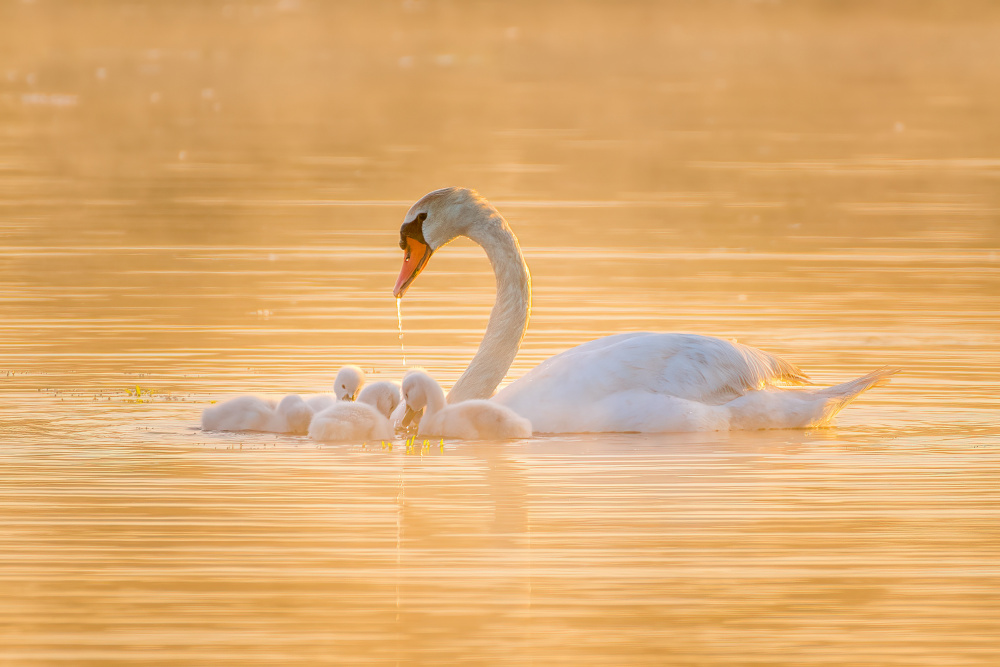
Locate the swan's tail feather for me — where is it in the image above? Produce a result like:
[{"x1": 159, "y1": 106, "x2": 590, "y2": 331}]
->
[
  {"x1": 812, "y1": 367, "x2": 900, "y2": 426},
  {"x1": 731, "y1": 340, "x2": 813, "y2": 389},
  {"x1": 774, "y1": 358, "x2": 813, "y2": 386},
  {"x1": 726, "y1": 367, "x2": 898, "y2": 430}
]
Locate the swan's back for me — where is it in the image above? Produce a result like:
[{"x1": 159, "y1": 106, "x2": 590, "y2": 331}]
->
[
  {"x1": 505, "y1": 332, "x2": 805, "y2": 401},
  {"x1": 493, "y1": 332, "x2": 810, "y2": 432}
]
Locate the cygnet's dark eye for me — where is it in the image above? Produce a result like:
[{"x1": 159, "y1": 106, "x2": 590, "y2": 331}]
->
[{"x1": 341, "y1": 384, "x2": 346, "y2": 389}]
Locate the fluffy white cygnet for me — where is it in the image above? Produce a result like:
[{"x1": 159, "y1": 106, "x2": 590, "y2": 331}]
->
[
  {"x1": 201, "y1": 393, "x2": 312, "y2": 434},
  {"x1": 308, "y1": 380, "x2": 400, "y2": 442},
  {"x1": 401, "y1": 370, "x2": 532, "y2": 440},
  {"x1": 201, "y1": 395, "x2": 277, "y2": 432},
  {"x1": 305, "y1": 365, "x2": 365, "y2": 412},
  {"x1": 274, "y1": 394, "x2": 313, "y2": 434},
  {"x1": 389, "y1": 368, "x2": 425, "y2": 432}
]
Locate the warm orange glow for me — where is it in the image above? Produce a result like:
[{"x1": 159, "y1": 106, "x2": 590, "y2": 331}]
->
[{"x1": 2, "y1": 1, "x2": 999, "y2": 664}]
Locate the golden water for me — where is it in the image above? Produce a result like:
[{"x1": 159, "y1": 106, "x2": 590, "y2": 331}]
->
[{"x1": 2, "y1": 2, "x2": 1000, "y2": 664}]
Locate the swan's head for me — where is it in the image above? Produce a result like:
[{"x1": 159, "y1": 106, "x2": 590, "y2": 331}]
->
[
  {"x1": 394, "y1": 187, "x2": 498, "y2": 297},
  {"x1": 333, "y1": 365, "x2": 365, "y2": 401},
  {"x1": 400, "y1": 369, "x2": 443, "y2": 427}
]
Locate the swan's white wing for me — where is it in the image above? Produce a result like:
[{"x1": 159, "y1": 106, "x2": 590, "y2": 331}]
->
[{"x1": 493, "y1": 332, "x2": 809, "y2": 432}]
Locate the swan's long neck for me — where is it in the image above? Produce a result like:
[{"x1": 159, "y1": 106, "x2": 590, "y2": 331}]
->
[{"x1": 446, "y1": 212, "x2": 531, "y2": 403}]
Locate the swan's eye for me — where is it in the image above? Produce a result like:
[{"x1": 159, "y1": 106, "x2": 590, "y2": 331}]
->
[
  {"x1": 341, "y1": 384, "x2": 346, "y2": 389},
  {"x1": 399, "y1": 212, "x2": 428, "y2": 250}
]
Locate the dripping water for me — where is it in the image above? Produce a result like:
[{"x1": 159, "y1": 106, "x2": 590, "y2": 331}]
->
[{"x1": 396, "y1": 297, "x2": 407, "y2": 367}]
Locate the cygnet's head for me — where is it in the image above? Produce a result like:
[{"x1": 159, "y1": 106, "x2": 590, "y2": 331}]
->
[
  {"x1": 333, "y1": 365, "x2": 365, "y2": 401},
  {"x1": 357, "y1": 381, "x2": 401, "y2": 419},
  {"x1": 401, "y1": 371, "x2": 433, "y2": 412},
  {"x1": 400, "y1": 370, "x2": 444, "y2": 427},
  {"x1": 394, "y1": 187, "x2": 502, "y2": 297}
]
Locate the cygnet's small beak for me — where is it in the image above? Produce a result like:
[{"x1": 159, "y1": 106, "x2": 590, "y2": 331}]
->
[
  {"x1": 393, "y1": 238, "x2": 432, "y2": 298},
  {"x1": 346, "y1": 392, "x2": 357, "y2": 402},
  {"x1": 401, "y1": 405, "x2": 423, "y2": 428}
]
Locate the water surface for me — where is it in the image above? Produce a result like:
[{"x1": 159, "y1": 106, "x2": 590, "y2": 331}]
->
[{"x1": 1, "y1": 2, "x2": 999, "y2": 664}]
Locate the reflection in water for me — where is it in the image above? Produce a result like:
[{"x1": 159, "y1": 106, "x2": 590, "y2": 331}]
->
[{"x1": 1, "y1": 1, "x2": 1000, "y2": 664}]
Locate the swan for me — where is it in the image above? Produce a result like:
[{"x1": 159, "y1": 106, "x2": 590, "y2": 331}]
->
[
  {"x1": 400, "y1": 369, "x2": 532, "y2": 440},
  {"x1": 308, "y1": 380, "x2": 400, "y2": 442},
  {"x1": 201, "y1": 365, "x2": 366, "y2": 434},
  {"x1": 392, "y1": 187, "x2": 897, "y2": 433}
]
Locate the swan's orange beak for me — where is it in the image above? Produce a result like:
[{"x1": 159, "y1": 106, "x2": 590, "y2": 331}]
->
[{"x1": 393, "y1": 238, "x2": 432, "y2": 298}]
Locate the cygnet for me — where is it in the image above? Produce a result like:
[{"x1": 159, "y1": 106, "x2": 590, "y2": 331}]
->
[
  {"x1": 305, "y1": 365, "x2": 365, "y2": 412},
  {"x1": 401, "y1": 370, "x2": 532, "y2": 440},
  {"x1": 308, "y1": 380, "x2": 400, "y2": 442}
]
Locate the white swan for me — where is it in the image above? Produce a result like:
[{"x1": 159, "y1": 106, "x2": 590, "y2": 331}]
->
[
  {"x1": 401, "y1": 369, "x2": 532, "y2": 440},
  {"x1": 201, "y1": 365, "x2": 366, "y2": 434},
  {"x1": 308, "y1": 380, "x2": 400, "y2": 442},
  {"x1": 392, "y1": 187, "x2": 897, "y2": 433}
]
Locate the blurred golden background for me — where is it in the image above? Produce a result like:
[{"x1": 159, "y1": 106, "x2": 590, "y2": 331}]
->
[{"x1": 4, "y1": 1, "x2": 1000, "y2": 229}]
